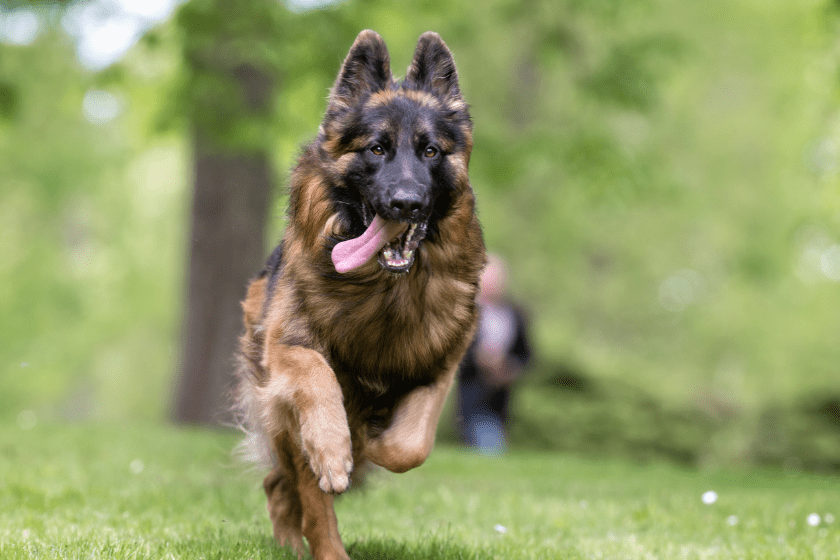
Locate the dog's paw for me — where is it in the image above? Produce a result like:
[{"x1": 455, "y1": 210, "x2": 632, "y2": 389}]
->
[
  {"x1": 315, "y1": 456, "x2": 354, "y2": 494},
  {"x1": 301, "y1": 423, "x2": 354, "y2": 494}
]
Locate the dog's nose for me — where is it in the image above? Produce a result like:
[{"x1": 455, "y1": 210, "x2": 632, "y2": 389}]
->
[{"x1": 388, "y1": 188, "x2": 427, "y2": 221}]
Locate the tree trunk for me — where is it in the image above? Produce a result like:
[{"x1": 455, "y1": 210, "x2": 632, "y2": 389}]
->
[{"x1": 172, "y1": 62, "x2": 274, "y2": 426}]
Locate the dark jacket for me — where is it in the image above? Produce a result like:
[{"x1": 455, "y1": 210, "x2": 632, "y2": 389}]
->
[{"x1": 457, "y1": 301, "x2": 531, "y2": 423}]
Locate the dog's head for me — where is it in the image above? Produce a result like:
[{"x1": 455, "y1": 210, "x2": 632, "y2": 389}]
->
[{"x1": 320, "y1": 30, "x2": 473, "y2": 274}]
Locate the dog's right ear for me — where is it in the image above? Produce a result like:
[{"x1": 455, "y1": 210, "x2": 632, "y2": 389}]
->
[
  {"x1": 328, "y1": 30, "x2": 392, "y2": 111},
  {"x1": 405, "y1": 32, "x2": 462, "y2": 103}
]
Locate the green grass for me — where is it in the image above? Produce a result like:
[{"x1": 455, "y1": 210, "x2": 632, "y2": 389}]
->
[{"x1": 2, "y1": 423, "x2": 839, "y2": 559}]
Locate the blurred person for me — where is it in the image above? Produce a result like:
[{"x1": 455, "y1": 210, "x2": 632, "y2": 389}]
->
[{"x1": 457, "y1": 254, "x2": 531, "y2": 454}]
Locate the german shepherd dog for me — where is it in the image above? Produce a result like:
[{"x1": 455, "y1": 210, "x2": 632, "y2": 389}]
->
[{"x1": 234, "y1": 30, "x2": 485, "y2": 560}]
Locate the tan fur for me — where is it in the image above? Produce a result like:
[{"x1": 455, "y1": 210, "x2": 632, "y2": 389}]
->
[{"x1": 234, "y1": 30, "x2": 484, "y2": 560}]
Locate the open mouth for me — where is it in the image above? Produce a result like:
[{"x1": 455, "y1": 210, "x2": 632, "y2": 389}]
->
[
  {"x1": 331, "y1": 201, "x2": 430, "y2": 275},
  {"x1": 362, "y1": 202, "x2": 427, "y2": 274},
  {"x1": 378, "y1": 221, "x2": 427, "y2": 273}
]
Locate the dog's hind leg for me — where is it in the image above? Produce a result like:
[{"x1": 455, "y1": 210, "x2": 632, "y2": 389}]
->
[
  {"x1": 263, "y1": 437, "x2": 306, "y2": 557},
  {"x1": 262, "y1": 421, "x2": 350, "y2": 560},
  {"x1": 365, "y1": 364, "x2": 458, "y2": 473}
]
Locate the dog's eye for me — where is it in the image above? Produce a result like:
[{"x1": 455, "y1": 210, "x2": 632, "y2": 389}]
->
[
  {"x1": 424, "y1": 146, "x2": 438, "y2": 158},
  {"x1": 370, "y1": 145, "x2": 385, "y2": 156}
]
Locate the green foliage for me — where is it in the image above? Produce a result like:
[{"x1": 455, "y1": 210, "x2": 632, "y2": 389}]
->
[
  {"x1": 3, "y1": 0, "x2": 73, "y2": 6},
  {"x1": 171, "y1": 0, "x2": 286, "y2": 151},
  {"x1": 0, "y1": 81, "x2": 18, "y2": 120},
  {"x1": 501, "y1": 372, "x2": 840, "y2": 473},
  {"x1": 0, "y1": 30, "x2": 186, "y2": 422},
  {"x1": 3, "y1": 423, "x2": 840, "y2": 559},
  {"x1": 507, "y1": 377, "x2": 719, "y2": 465},
  {"x1": 2, "y1": 0, "x2": 840, "y2": 470},
  {"x1": 585, "y1": 34, "x2": 685, "y2": 111}
]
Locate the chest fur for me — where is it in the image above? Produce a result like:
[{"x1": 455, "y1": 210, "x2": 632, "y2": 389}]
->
[{"x1": 300, "y1": 266, "x2": 477, "y2": 393}]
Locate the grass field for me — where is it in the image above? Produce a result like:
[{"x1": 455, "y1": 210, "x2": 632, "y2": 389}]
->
[{"x1": 2, "y1": 422, "x2": 839, "y2": 560}]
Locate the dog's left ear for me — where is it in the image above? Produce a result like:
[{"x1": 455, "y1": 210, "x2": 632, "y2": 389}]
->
[{"x1": 405, "y1": 32, "x2": 462, "y2": 102}]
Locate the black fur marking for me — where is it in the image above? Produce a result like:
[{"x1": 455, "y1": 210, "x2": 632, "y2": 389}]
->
[
  {"x1": 405, "y1": 32, "x2": 462, "y2": 102},
  {"x1": 330, "y1": 31, "x2": 393, "y2": 111},
  {"x1": 336, "y1": 113, "x2": 374, "y2": 151},
  {"x1": 263, "y1": 241, "x2": 284, "y2": 308}
]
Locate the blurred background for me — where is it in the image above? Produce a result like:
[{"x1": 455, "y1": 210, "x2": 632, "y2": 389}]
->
[{"x1": 3, "y1": 0, "x2": 840, "y2": 471}]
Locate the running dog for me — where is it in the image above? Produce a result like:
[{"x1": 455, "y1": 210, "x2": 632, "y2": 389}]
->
[{"x1": 234, "y1": 30, "x2": 485, "y2": 560}]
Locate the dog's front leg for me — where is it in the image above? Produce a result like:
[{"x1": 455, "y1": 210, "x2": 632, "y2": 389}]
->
[
  {"x1": 261, "y1": 344, "x2": 354, "y2": 493},
  {"x1": 259, "y1": 344, "x2": 353, "y2": 560},
  {"x1": 365, "y1": 365, "x2": 457, "y2": 473}
]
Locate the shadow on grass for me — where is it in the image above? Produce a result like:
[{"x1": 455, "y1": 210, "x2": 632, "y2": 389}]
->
[
  {"x1": 172, "y1": 535, "x2": 482, "y2": 560},
  {"x1": 346, "y1": 538, "x2": 481, "y2": 560}
]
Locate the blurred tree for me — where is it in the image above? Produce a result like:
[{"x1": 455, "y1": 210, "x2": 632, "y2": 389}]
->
[{"x1": 171, "y1": 0, "x2": 283, "y2": 425}]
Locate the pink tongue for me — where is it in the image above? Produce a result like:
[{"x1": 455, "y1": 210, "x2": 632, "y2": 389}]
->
[{"x1": 332, "y1": 214, "x2": 408, "y2": 273}]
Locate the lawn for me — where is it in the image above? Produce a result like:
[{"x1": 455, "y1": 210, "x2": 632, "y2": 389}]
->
[{"x1": 1, "y1": 423, "x2": 838, "y2": 559}]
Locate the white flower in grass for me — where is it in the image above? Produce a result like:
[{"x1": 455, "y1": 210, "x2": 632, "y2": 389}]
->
[
  {"x1": 494, "y1": 524, "x2": 507, "y2": 534},
  {"x1": 702, "y1": 491, "x2": 718, "y2": 505},
  {"x1": 727, "y1": 515, "x2": 739, "y2": 526},
  {"x1": 807, "y1": 513, "x2": 821, "y2": 527}
]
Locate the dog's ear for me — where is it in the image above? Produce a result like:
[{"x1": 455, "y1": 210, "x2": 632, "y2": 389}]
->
[
  {"x1": 405, "y1": 32, "x2": 462, "y2": 102},
  {"x1": 329, "y1": 30, "x2": 392, "y2": 110}
]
